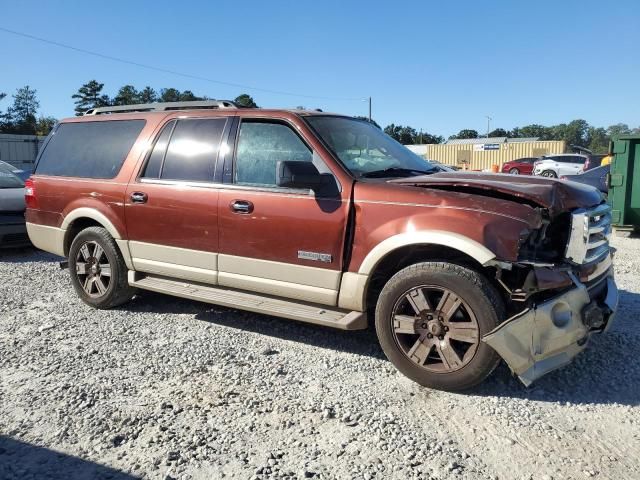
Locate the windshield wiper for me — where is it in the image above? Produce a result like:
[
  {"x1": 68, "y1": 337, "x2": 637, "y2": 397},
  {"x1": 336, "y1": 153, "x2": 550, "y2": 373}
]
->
[{"x1": 360, "y1": 167, "x2": 436, "y2": 178}]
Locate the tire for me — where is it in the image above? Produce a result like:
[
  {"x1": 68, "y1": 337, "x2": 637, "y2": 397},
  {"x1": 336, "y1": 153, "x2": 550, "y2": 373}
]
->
[
  {"x1": 375, "y1": 262, "x2": 504, "y2": 391},
  {"x1": 68, "y1": 226, "x2": 135, "y2": 309},
  {"x1": 541, "y1": 170, "x2": 557, "y2": 178},
  {"x1": 509, "y1": 168, "x2": 520, "y2": 175}
]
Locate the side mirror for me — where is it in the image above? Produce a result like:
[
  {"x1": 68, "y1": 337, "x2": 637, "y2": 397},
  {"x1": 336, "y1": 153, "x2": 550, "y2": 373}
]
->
[{"x1": 276, "y1": 161, "x2": 328, "y2": 189}]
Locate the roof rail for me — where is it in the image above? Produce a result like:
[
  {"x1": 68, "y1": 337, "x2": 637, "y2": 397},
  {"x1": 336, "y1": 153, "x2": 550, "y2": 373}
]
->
[{"x1": 84, "y1": 100, "x2": 243, "y2": 116}]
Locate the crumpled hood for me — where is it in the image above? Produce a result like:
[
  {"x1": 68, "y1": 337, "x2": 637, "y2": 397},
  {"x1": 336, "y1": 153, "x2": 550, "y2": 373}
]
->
[{"x1": 389, "y1": 172, "x2": 605, "y2": 215}]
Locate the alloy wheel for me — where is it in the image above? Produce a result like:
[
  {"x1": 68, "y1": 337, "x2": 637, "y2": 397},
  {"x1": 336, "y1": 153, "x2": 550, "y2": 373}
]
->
[
  {"x1": 391, "y1": 285, "x2": 480, "y2": 373},
  {"x1": 75, "y1": 241, "x2": 112, "y2": 298}
]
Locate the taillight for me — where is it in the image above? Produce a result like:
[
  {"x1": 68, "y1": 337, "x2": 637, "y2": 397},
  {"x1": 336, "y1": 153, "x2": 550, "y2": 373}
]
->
[
  {"x1": 24, "y1": 178, "x2": 38, "y2": 209},
  {"x1": 584, "y1": 158, "x2": 590, "y2": 170}
]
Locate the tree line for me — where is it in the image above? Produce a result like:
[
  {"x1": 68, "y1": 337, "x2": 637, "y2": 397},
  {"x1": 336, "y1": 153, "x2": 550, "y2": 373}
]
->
[
  {"x1": 0, "y1": 81, "x2": 258, "y2": 136},
  {"x1": 444, "y1": 122, "x2": 640, "y2": 154},
  {"x1": 0, "y1": 87, "x2": 57, "y2": 136},
  {"x1": 1, "y1": 80, "x2": 638, "y2": 154}
]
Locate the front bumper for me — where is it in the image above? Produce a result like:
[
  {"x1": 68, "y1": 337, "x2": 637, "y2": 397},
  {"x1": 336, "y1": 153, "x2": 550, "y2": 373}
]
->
[{"x1": 482, "y1": 270, "x2": 618, "y2": 386}]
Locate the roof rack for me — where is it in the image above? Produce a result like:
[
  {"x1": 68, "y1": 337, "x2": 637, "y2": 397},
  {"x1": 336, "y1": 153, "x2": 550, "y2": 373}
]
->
[{"x1": 84, "y1": 100, "x2": 243, "y2": 116}]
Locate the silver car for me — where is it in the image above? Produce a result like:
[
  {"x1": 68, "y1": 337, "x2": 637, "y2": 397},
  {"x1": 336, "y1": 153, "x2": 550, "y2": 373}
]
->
[{"x1": 0, "y1": 161, "x2": 30, "y2": 248}]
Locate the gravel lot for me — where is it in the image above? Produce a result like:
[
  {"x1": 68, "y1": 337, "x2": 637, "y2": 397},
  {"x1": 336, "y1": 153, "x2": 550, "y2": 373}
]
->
[{"x1": 1, "y1": 236, "x2": 639, "y2": 480}]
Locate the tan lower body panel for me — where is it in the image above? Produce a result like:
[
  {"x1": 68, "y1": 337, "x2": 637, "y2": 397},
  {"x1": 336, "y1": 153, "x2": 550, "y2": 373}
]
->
[
  {"x1": 127, "y1": 242, "x2": 341, "y2": 306},
  {"x1": 129, "y1": 272, "x2": 366, "y2": 330},
  {"x1": 218, "y1": 254, "x2": 340, "y2": 305},
  {"x1": 129, "y1": 241, "x2": 219, "y2": 285},
  {"x1": 338, "y1": 272, "x2": 368, "y2": 311},
  {"x1": 25, "y1": 222, "x2": 65, "y2": 257}
]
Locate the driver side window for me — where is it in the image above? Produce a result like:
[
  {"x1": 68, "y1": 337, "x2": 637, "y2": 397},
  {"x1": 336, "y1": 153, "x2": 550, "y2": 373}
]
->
[{"x1": 235, "y1": 122, "x2": 312, "y2": 186}]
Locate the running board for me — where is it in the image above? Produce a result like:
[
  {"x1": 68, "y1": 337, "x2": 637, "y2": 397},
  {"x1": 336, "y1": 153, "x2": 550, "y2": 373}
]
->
[{"x1": 128, "y1": 272, "x2": 367, "y2": 330}]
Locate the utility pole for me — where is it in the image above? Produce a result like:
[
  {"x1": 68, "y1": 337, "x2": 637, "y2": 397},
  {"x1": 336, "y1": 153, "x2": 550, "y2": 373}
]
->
[
  {"x1": 368, "y1": 97, "x2": 372, "y2": 122},
  {"x1": 485, "y1": 115, "x2": 492, "y2": 138}
]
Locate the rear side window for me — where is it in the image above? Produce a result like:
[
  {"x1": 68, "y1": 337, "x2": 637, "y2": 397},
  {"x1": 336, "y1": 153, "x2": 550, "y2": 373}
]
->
[
  {"x1": 36, "y1": 120, "x2": 145, "y2": 179},
  {"x1": 142, "y1": 118, "x2": 226, "y2": 182}
]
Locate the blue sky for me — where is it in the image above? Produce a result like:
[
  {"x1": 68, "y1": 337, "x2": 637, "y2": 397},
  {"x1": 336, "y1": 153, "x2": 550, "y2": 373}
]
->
[{"x1": 1, "y1": 0, "x2": 638, "y2": 136}]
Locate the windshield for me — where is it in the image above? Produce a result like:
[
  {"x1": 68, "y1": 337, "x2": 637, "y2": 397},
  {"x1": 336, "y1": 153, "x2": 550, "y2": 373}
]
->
[
  {"x1": 305, "y1": 116, "x2": 436, "y2": 177},
  {"x1": 0, "y1": 162, "x2": 24, "y2": 189}
]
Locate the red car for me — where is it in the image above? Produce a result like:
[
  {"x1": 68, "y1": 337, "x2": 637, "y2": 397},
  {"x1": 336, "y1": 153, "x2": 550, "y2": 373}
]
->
[{"x1": 501, "y1": 157, "x2": 537, "y2": 175}]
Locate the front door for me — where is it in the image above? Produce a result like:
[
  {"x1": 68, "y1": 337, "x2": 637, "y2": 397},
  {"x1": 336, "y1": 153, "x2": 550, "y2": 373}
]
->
[
  {"x1": 217, "y1": 119, "x2": 349, "y2": 306},
  {"x1": 125, "y1": 117, "x2": 228, "y2": 284}
]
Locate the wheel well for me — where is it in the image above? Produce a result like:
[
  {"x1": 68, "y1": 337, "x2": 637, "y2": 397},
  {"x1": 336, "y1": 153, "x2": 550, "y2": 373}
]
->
[
  {"x1": 365, "y1": 244, "x2": 501, "y2": 313},
  {"x1": 63, "y1": 218, "x2": 104, "y2": 255}
]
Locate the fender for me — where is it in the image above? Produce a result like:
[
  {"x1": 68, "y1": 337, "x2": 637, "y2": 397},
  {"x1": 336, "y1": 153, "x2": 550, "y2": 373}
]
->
[
  {"x1": 338, "y1": 231, "x2": 496, "y2": 312},
  {"x1": 61, "y1": 207, "x2": 123, "y2": 239},
  {"x1": 60, "y1": 207, "x2": 134, "y2": 269},
  {"x1": 358, "y1": 230, "x2": 496, "y2": 275}
]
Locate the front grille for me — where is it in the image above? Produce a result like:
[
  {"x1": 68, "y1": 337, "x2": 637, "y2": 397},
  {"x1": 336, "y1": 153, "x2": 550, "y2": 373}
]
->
[{"x1": 565, "y1": 203, "x2": 612, "y2": 264}]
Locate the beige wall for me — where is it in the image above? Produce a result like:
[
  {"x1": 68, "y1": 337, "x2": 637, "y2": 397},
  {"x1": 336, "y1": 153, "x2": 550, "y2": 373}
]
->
[{"x1": 425, "y1": 141, "x2": 566, "y2": 171}]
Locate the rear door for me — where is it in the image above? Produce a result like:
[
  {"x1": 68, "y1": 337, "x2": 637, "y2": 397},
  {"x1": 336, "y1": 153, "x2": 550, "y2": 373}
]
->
[
  {"x1": 216, "y1": 118, "x2": 349, "y2": 306},
  {"x1": 125, "y1": 117, "x2": 230, "y2": 284},
  {"x1": 557, "y1": 155, "x2": 584, "y2": 176}
]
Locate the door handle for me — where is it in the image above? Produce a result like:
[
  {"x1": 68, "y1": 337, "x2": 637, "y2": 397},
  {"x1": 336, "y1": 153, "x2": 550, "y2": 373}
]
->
[
  {"x1": 130, "y1": 192, "x2": 148, "y2": 204},
  {"x1": 230, "y1": 200, "x2": 253, "y2": 214}
]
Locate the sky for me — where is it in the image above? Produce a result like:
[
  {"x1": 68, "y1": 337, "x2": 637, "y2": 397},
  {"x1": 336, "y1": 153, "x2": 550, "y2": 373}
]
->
[{"x1": 1, "y1": 0, "x2": 639, "y2": 137}]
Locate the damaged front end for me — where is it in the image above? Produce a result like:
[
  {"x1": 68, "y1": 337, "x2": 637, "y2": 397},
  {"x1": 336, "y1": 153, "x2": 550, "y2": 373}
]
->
[{"x1": 483, "y1": 203, "x2": 619, "y2": 386}]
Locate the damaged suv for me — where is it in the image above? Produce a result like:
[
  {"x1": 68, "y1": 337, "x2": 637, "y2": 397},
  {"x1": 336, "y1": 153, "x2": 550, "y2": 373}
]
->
[{"x1": 25, "y1": 101, "x2": 618, "y2": 390}]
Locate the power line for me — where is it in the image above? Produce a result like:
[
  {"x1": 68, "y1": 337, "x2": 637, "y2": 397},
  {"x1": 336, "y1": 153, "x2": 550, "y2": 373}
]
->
[{"x1": 0, "y1": 26, "x2": 362, "y2": 101}]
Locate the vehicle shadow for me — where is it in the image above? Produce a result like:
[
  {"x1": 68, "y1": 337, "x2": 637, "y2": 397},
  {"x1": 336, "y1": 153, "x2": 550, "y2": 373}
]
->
[
  {"x1": 128, "y1": 289, "x2": 640, "y2": 406},
  {"x1": 0, "y1": 435, "x2": 139, "y2": 480},
  {"x1": 125, "y1": 291, "x2": 386, "y2": 360},
  {"x1": 0, "y1": 246, "x2": 62, "y2": 263}
]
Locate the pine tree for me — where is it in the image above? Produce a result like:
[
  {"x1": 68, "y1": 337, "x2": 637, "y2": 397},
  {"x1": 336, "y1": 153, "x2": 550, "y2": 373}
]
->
[
  {"x1": 113, "y1": 85, "x2": 141, "y2": 105},
  {"x1": 72, "y1": 80, "x2": 110, "y2": 115}
]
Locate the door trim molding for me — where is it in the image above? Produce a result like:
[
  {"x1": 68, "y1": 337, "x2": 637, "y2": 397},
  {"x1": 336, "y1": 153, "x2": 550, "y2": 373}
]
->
[
  {"x1": 218, "y1": 254, "x2": 340, "y2": 290},
  {"x1": 127, "y1": 242, "x2": 342, "y2": 305},
  {"x1": 129, "y1": 241, "x2": 219, "y2": 285}
]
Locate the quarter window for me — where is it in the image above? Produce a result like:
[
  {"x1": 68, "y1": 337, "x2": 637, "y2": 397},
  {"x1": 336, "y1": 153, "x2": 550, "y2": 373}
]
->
[
  {"x1": 36, "y1": 120, "x2": 145, "y2": 179},
  {"x1": 235, "y1": 122, "x2": 312, "y2": 186}
]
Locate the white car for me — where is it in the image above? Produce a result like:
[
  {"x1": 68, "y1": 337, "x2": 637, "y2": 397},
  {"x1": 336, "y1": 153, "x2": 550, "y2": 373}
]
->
[{"x1": 533, "y1": 154, "x2": 587, "y2": 178}]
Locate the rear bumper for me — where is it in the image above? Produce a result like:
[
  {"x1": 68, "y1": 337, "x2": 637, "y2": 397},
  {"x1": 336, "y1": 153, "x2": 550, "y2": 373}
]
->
[
  {"x1": 0, "y1": 221, "x2": 30, "y2": 248},
  {"x1": 483, "y1": 270, "x2": 618, "y2": 386}
]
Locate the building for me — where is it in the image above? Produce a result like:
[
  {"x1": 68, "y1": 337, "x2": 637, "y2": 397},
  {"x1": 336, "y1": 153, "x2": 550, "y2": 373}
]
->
[
  {"x1": 0, "y1": 134, "x2": 46, "y2": 171},
  {"x1": 408, "y1": 137, "x2": 567, "y2": 171}
]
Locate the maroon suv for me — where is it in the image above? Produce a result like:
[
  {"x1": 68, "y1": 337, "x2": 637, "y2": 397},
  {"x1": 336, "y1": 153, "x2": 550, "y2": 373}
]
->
[{"x1": 25, "y1": 101, "x2": 618, "y2": 391}]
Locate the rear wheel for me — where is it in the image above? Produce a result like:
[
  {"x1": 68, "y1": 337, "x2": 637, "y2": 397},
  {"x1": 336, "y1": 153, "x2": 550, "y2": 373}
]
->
[
  {"x1": 68, "y1": 227, "x2": 135, "y2": 309},
  {"x1": 375, "y1": 262, "x2": 504, "y2": 391},
  {"x1": 509, "y1": 167, "x2": 520, "y2": 175},
  {"x1": 541, "y1": 170, "x2": 557, "y2": 178}
]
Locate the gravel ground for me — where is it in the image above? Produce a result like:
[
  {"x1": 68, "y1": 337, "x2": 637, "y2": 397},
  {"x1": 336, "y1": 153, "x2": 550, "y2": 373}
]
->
[{"x1": 1, "y1": 236, "x2": 639, "y2": 480}]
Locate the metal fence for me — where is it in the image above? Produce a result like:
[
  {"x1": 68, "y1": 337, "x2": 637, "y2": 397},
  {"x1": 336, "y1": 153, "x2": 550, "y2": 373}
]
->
[
  {"x1": 425, "y1": 140, "x2": 566, "y2": 171},
  {"x1": 0, "y1": 134, "x2": 46, "y2": 171}
]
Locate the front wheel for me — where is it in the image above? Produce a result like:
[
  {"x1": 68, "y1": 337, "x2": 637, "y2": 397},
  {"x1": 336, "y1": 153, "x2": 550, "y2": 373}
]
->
[
  {"x1": 68, "y1": 227, "x2": 135, "y2": 309},
  {"x1": 375, "y1": 262, "x2": 504, "y2": 391}
]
